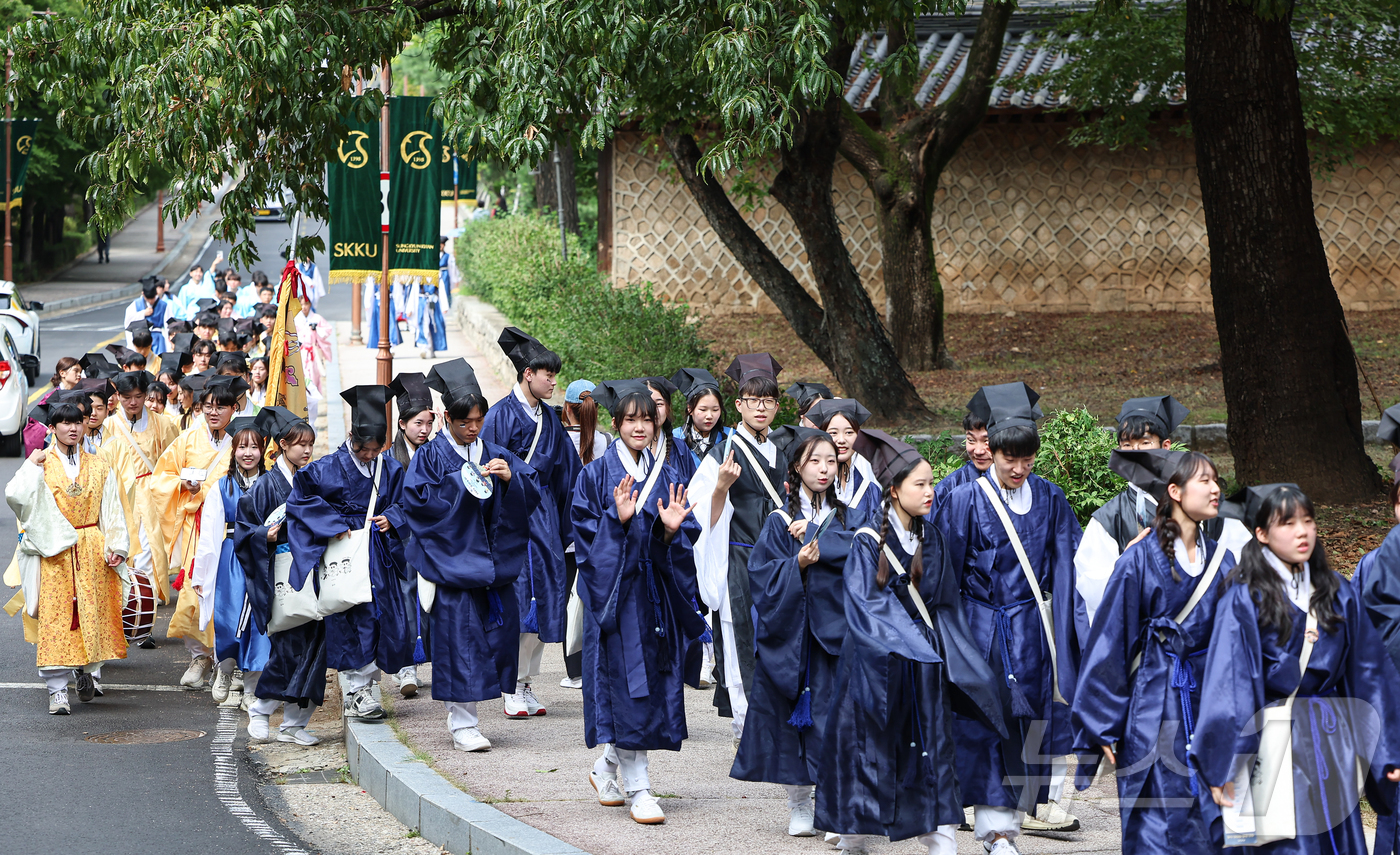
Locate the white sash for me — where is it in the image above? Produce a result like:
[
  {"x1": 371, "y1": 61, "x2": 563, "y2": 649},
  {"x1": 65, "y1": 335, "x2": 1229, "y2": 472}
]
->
[
  {"x1": 112, "y1": 417, "x2": 155, "y2": 474},
  {"x1": 975, "y1": 475, "x2": 1066, "y2": 705},
  {"x1": 726, "y1": 431, "x2": 783, "y2": 508},
  {"x1": 523, "y1": 400, "x2": 544, "y2": 464},
  {"x1": 856, "y1": 526, "x2": 935, "y2": 631},
  {"x1": 1223, "y1": 610, "x2": 1318, "y2": 847},
  {"x1": 635, "y1": 438, "x2": 667, "y2": 510},
  {"x1": 1129, "y1": 537, "x2": 1230, "y2": 674}
]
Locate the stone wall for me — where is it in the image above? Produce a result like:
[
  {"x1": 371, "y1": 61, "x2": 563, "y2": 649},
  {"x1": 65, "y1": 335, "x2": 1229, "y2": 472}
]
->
[{"x1": 606, "y1": 125, "x2": 1400, "y2": 315}]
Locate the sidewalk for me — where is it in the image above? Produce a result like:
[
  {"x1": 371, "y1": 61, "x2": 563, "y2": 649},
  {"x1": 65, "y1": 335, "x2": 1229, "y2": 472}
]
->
[
  {"x1": 22, "y1": 192, "x2": 222, "y2": 315},
  {"x1": 334, "y1": 300, "x2": 1123, "y2": 855}
]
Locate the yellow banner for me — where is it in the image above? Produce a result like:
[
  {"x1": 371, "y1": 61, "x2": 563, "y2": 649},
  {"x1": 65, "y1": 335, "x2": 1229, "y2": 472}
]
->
[{"x1": 264, "y1": 260, "x2": 309, "y2": 464}]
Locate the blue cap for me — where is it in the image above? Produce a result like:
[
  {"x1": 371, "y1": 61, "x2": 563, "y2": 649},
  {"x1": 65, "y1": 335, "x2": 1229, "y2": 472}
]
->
[{"x1": 565, "y1": 379, "x2": 595, "y2": 403}]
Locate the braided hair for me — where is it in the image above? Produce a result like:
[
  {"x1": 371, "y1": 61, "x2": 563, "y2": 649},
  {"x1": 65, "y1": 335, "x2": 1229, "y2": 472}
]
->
[
  {"x1": 1226, "y1": 486, "x2": 1342, "y2": 638},
  {"x1": 875, "y1": 455, "x2": 930, "y2": 590},
  {"x1": 785, "y1": 433, "x2": 847, "y2": 530},
  {"x1": 1152, "y1": 451, "x2": 1217, "y2": 582}
]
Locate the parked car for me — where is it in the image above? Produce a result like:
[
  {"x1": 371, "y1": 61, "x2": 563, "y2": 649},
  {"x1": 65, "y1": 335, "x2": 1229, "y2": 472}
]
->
[
  {"x1": 0, "y1": 325, "x2": 31, "y2": 455},
  {"x1": 253, "y1": 188, "x2": 290, "y2": 221},
  {"x1": 0, "y1": 280, "x2": 41, "y2": 382}
]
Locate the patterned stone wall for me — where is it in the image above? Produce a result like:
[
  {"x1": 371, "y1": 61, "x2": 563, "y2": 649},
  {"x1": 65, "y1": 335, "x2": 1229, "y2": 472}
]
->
[{"x1": 607, "y1": 125, "x2": 1400, "y2": 315}]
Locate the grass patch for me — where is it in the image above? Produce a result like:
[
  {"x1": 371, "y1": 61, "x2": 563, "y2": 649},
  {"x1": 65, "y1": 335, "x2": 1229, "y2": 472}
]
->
[{"x1": 481, "y1": 790, "x2": 529, "y2": 804}]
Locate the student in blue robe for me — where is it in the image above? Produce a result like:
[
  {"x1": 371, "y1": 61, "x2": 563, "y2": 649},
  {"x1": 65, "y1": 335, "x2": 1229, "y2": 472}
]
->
[
  {"x1": 571, "y1": 381, "x2": 705, "y2": 826},
  {"x1": 816, "y1": 450, "x2": 1005, "y2": 855},
  {"x1": 388, "y1": 372, "x2": 438, "y2": 699},
  {"x1": 934, "y1": 402, "x2": 992, "y2": 502},
  {"x1": 363, "y1": 277, "x2": 401, "y2": 348},
  {"x1": 287, "y1": 385, "x2": 413, "y2": 722},
  {"x1": 415, "y1": 263, "x2": 447, "y2": 358},
  {"x1": 1073, "y1": 449, "x2": 1235, "y2": 855},
  {"x1": 671, "y1": 368, "x2": 731, "y2": 476},
  {"x1": 1192, "y1": 484, "x2": 1400, "y2": 854},
  {"x1": 481, "y1": 327, "x2": 579, "y2": 718},
  {"x1": 805, "y1": 398, "x2": 882, "y2": 526},
  {"x1": 692, "y1": 353, "x2": 789, "y2": 740},
  {"x1": 233, "y1": 407, "x2": 321, "y2": 743},
  {"x1": 732, "y1": 431, "x2": 858, "y2": 838},
  {"x1": 643, "y1": 376, "x2": 691, "y2": 484},
  {"x1": 403, "y1": 359, "x2": 540, "y2": 753},
  {"x1": 194, "y1": 417, "x2": 271, "y2": 708},
  {"x1": 932, "y1": 381, "x2": 1083, "y2": 853}
]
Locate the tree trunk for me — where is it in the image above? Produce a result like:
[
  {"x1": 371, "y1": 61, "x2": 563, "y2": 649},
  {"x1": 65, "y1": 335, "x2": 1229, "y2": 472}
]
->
[
  {"x1": 662, "y1": 128, "x2": 834, "y2": 371},
  {"x1": 534, "y1": 142, "x2": 579, "y2": 236},
  {"x1": 839, "y1": 1, "x2": 1013, "y2": 370},
  {"x1": 769, "y1": 98, "x2": 930, "y2": 418},
  {"x1": 1185, "y1": 0, "x2": 1380, "y2": 501}
]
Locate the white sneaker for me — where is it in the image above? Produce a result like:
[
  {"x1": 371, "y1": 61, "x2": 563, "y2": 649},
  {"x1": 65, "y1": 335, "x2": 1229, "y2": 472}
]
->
[
  {"x1": 219, "y1": 689, "x2": 243, "y2": 709},
  {"x1": 988, "y1": 838, "x2": 1021, "y2": 855},
  {"x1": 590, "y1": 770, "x2": 625, "y2": 806},
  {"x1": 239, "y1": 693, "x2": 251, "y2": 712},
  {"x1": 211, "y1": 668, "x2": 233, "y2": 703},
  {"x1": 452, "y1": 726, "x2": 491, "y2": 752},
  {"x1": 396, "y1": 666, "x2": 419, "y2": 698},
  {"x1": 248, "y1": 713, "x2": 271, "y2": 741},
  {"x1": 230, "y1": 669, "x2": 245, "y2": 692},
  {"x1": 627, "y1": 789, "x2": 666, "y2": 824},
  {"x1": 48, "y1": 689, "x2": 71, "y2": 715},
  {"x1": 344, "y1": 687, "x2": 387, "y2": 720},
  {"x1": 559, "y1": 676, "x2": 582, "y2": 689},
  {"x1": 1022, "y1": 801, "x2": 1080, "y2": 832},
  {"x1": 520, "y1": 683, "x2": 546, "y2": 715},
  {"x1": 503, "y1": 691, "x2": 529, "y2": 717},
  {"x1": 788, "y1": 801, "x2": 817, "y2": 837},
  {"x1": 92, "y1": 677, "x2": 104, "y2": 698},
  {"x1": 277, "y1": 727, "x2": 320, "y2": 746},
  {"x1": 825, "y1": 831, "x2": 841, "y2": 847},
  {"x1": 698, "y1": 660, "x2": 714, "y2": 689},
  {"x1": 180, "y1": 655, "x2": 213, "y2": 689}
]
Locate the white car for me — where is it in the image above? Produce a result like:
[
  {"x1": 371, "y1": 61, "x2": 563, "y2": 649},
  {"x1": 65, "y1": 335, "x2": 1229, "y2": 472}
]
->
[
  {"x1": 0, "y1": 279, "x2": 41, "y2": 383},
  {"x1": 0, "y1": 324, "x2": 32, "y2": 455},
  {"x1": 253, "y1": 188, "x2": 291, "y2": 221}
]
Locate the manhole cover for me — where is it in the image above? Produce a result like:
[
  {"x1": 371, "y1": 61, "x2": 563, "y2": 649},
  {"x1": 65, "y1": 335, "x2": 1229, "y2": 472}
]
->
[{"x1": 85, "y1": 729, "x2": 206, "y2": 744}]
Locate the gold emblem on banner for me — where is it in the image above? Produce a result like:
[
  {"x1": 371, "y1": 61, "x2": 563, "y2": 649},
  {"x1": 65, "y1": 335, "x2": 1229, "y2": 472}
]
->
[
  {"x1": 337, "y1": 131, "x2": 370, "y2": 168},
  {"x1": 399, "y1": 131, "x2": 433, "y2": 169},
  {"x1": 15, "y1": 135, "x2": 31, "y2": 155}
]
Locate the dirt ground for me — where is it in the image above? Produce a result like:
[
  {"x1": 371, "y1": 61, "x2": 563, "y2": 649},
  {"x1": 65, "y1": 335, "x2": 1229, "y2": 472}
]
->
[
  {"x1": 702, "y1": 308, "x2": 1400, "y2": 570},
  {"x1": 702, "y1": 308, "x2": 1400, "y2": 430}
]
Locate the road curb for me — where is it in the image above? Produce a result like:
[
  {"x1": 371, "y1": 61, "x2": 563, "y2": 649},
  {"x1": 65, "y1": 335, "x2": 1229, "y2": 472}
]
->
[{"x1": 345, "y1": 717, "x2": 587, "y2": 855}]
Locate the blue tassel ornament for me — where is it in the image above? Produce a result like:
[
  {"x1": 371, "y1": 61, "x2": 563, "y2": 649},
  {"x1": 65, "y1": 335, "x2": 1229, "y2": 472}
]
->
[
  {"x1": 787, "y1": 687, "x2": 813, "y2": 731},
  {"x1": 522, "y1": 597, "x2": 540, "y2": 632},
  {"x1": 487, "y1": 590, "x2": 504, "y2": 626}
]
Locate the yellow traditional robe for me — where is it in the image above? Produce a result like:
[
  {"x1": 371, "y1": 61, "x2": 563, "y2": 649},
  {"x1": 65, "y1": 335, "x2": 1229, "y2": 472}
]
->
[
  {"x1": 6, "y1": 452, "x2": 130, "y2": 668},
  {"x1": 150, "y1": 425, "x2": 231, "y2": 648},
  {"x1": 100, "y1": 410, "x2": 180, "y2": 603}
]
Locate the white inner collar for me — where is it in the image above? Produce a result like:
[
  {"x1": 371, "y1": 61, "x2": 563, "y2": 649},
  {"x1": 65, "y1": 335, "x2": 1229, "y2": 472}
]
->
[
  {"x1": 1173, "y1": 532, "x2": 1206, "y2": 578},
  {"x1": 446, "y1": 430, "x2": 482, "y2": 464},
  {"x1": 987, "y1": 470, "x2": 1033, "y2": 515},
  {"x1": 1264, "y1": 546, "x2": 1312, "y2": 612},
  {"x1": 735, "y1": 423, "x2": 777, "y2": 467},
  {"x1": 513, "y1": 384, "x2": 542, "y2": 423},
  {"x1": 276, "y1": 455, "x2": 297, "y2": 484},
  {"x1": 343, "y1": 440, "x2": 375, "y2": 477},
  {"x1": 888, "y1": 507, "x2": 918, "y2": 554},
  {"x1": 615, "y1": 441, "x2": 651, "y2": 482},
  {"x1": 126, "y1": 408, "x2": 149, "y2": 433}
]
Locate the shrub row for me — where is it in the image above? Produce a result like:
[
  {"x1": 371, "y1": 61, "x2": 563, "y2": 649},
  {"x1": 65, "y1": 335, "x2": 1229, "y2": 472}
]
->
[{"x1": 455, "y1": 215, "x2": 714, "y2": 390}]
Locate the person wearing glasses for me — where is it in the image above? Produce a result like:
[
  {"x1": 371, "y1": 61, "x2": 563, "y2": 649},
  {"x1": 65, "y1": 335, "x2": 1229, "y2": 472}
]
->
[
  {"x1": 151, "y1": 375, "x2": 243, "y2": 690},
  {"x1": 690, "y1": 353, "x2": 789, "y2": 748}
]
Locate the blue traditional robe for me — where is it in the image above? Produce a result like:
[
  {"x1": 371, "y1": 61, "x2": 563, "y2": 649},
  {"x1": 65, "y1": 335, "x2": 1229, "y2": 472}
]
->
[
  {"x1": 1354, "y1": 527, "x2": 1400, "y2": 855},
  {"x1": 815, "y1": 516, "x2": 1006, "y2": 842},
  {"x1": 415, "y1": 278, "x2": 447, "y2": 352},
  {"x1": 402, "y1": 432, "x2": 540, "y2": 702},
  {"x1": 364, "y1": 281, "x2": 401, "y2": 348},
  {"x1": 481, "y1": 389, "x2": 580, "y2": 643},
  {"x1": 233, "y1": 466, "x2": 325, "y2": 706},
  {"x1": 657, "y1": 430, "x2": 695, "y2": 485},
  {"x1": 835, "y1": 462, "x2": 881, "y2": 527},
  {"x1": 1192, "y1": 578, "x2": 1400, "y2": 854},
  {"x1": 571, "y1": 441, "x2": 706, "y2": 752},
  {"x1": 1073, "y1": 532, "x2": 1235, "y2": 855},
  {"x1": 212, "y1": 474, "x2": 271, "y2": 672},
  {"x1": 732, "y1": 502, "x2": 856, "y2": 786},
  {"x1": 673, "y1": 425, "x2": 732, "y2": 479},
  {"x1": 287, "y1": 447, "x2": 414, "y2": 674},
  {"x1": 933, "y1": 471, "x2": 1082, "y2": 812},
  {"x1": 935, "y1": 459, "x2": 985, "y2": 502}
]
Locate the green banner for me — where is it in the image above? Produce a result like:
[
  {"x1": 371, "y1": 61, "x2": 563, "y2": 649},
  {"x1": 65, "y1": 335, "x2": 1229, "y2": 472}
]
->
[
  {"x1": 389, "y1": 96, "x2": 441, "y2": 281},
  {"x1": 1, "y1": 119, "x2": 38, "y2": 209},
  {"x1": 439, "y1": 144, "x2": 477, "y2": 202},
  {"x1": 327, "y1": 109, "x2": 381, "y2": 285}
]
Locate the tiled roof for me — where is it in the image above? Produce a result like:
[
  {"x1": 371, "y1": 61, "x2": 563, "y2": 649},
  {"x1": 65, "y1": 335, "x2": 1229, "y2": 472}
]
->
[{"x1": 841, "y1": 3, "x2": 1185, "y2": 113}]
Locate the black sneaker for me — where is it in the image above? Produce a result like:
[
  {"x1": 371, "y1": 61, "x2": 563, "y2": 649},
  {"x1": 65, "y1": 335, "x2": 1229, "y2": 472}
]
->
[{"x1": 75, "y1": 671, "x2": 96, "y2": 703}]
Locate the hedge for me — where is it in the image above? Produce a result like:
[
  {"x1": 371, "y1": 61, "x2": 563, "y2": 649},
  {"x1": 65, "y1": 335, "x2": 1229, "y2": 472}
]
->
[
  {"x1": 919, "y1": 407, "x2": 1127, "y2": 526},
  {"x1": 456, "y1": 215, "x2": 714, "y2": 389}
]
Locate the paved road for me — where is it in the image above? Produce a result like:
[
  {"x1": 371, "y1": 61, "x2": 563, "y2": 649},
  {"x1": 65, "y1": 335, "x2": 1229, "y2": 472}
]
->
[{"x1": 0, "y1": 218, "x2": 336, "y2": 855}]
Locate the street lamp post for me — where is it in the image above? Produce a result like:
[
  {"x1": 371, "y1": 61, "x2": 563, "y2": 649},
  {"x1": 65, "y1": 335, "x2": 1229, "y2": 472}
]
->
[{"x1": 376, "y1": 59, "x2": 394, "y2": 439}]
